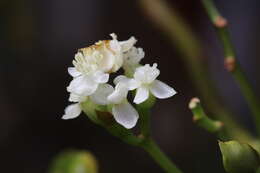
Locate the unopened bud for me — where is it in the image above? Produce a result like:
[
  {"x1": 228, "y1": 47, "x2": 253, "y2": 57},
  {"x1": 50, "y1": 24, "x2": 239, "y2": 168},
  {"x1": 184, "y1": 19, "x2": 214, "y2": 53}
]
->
[
  {"x1": 49, "y1": 150, "x2": 98, "y2": 173},
  {"x1": 219, "y1": 140, "x2": 260, "y2": 173},
  {"x1": 81, "y1": 100, "x2": 114, "y2": 126}
]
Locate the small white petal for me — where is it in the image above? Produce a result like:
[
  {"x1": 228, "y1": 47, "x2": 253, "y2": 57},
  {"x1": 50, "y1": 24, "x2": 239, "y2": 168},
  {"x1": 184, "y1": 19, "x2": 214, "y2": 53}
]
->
[
  {"x1": 68, "y1": 67, "x2": 81, "y2": 77},
  {"x1": 69, "y1": 93, "x2": 86, "y2": 102},
  {"x1": 114, "y1": 75, "x2": 128, "y2": 85},
  {"x1": 150, "y1": 80, "x2": 177, "y2": 99},
  {"x1": 127, "y1": 79, "x2": 140, "y2": 90},
  {"x1": 92, "y1": 71, "x2": 109, "y2": 84},
  {"x1": 110, "y1": 39, "x2": 121, "y2": 52},
  {"x1": 114, "y1": 75, "x2": 139, "y2": 90},
  {"x1": 98, "y1": 48, "x2": 116, "y2": 72},
  {"x1": 134, "y1": 87, "x2": 149, "y2": 104},
  {"x1": 107, "y1": 83, "x2": 128, "y2": 104},
  {"x1": 112, "y1": 101, "x2": 139, "y2": 129},
  {"x1": 62, "y1": 104, "x2": 81, "y2": 120},
  {"x1": 90, "y1": 84, "x2": 114, "y2": 105},
  {"x1": 134, "y1": 63, "x2": 160, "y2": 84},
  {"x1": 120, "y1": 36, "x2": 137, "y2": 52},
  {"x1": 67, "y1": 75, "x2": 98, "y2": 96},
  {"x1": 123, "y1": 47, "x2": 145, "y2": 67},
  {"x1": 110, "y1": 33, "x2": 117, "y2": 40}
]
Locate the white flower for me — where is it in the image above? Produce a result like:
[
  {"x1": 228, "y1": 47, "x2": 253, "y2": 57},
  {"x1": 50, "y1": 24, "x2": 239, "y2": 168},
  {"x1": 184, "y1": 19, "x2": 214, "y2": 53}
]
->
[
  {"x1": 109, "y1": 33, "x2": 137, "y2": 72},
  {"x1": 107, "y1": 80, "x2": 139, "y2": 129},
  {"x1": 123, "y1": 47, "x2": 145, "y2": 71},
  {"x1": 75, "y1": 33, "x2": 136, "y2": 74},
  {"x1": 131, "y1": 63, "x2": 177, "y2": 104},
  {"x1": 67, "y1": 67, "x2": 109, "y2": 96},
  {"x1": 66, "y1": 34, "x2": 137, "y2": 96},
  {"x1": 62, "y1": 84, "x2": 114, "y2": 120},
  {"x1": 62, "y1": 34, "x2": 177, "y2": 129}
]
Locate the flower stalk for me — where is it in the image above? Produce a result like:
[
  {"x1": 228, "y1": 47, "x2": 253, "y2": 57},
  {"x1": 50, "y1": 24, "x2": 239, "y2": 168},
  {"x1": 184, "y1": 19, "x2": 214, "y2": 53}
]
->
[
  {"x1": 141, "y1": 138, "x2": 183, "y2": 173},
  {"x1": 201, "y1": 0, "x2": 260, "y2": 135},
  {"x1": 81, "y1": 99, "x2": 183, "y2": 173}
]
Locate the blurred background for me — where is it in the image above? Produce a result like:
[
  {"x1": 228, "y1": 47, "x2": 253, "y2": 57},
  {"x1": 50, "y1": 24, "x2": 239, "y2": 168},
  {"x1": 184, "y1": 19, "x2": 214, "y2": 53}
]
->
[{"x1": 0, "y1": 0, "x2": 260, "y2": 172}]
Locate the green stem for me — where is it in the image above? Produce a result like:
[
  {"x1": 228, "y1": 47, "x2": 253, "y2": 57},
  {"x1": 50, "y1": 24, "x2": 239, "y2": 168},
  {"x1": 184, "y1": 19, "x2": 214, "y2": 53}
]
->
[
  {"x1": 137, "y1": 105, "x2": 151, "y2": 138},
  {"x1": 189, "y1": 98, "x2": 230, "y2": 140},
  {"x1": 201, "y1": 0, "x2": 260, "y2": 135},
  {"x1": 138, "y1": 0, "x2": 253, "y2": 142},
  {"x1": 141, "y1": 138, "x2": 183, "y2": 173},
  {"x1": 189, "y1": 98, "x2": 223, "y2": 132}
]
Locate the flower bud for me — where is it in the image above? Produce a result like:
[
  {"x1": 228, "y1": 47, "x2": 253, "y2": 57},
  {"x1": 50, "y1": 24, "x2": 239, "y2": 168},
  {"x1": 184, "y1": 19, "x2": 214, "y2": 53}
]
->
[
  {"x1": 219, "y1": 140, "x2": 260, "y2": 173},
  {"x1": 81, "y1": 100, "x2": 112, "y2": 126},
  {"x1": 49, "y1": 150, "x2": 98, "y2": 173}
]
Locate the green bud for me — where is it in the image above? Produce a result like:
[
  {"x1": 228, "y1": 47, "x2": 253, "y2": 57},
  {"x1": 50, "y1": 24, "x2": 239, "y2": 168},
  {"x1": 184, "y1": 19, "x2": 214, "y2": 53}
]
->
[
  {"x1": 49, "y1": 150, "x2": 98, "y2": 173},
  {"x1": 81, "y1": 100, "x2": 114, "y2": 126},
  {"x1": 219, "y1": 140, "x2": 260, "y2": 173}
]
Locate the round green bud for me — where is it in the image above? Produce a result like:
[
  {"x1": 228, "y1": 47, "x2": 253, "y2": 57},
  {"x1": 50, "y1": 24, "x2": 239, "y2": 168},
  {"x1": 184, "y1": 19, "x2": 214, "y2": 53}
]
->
[{"x1": 49, "y1": 150, "x2": 98, "y2": 173}]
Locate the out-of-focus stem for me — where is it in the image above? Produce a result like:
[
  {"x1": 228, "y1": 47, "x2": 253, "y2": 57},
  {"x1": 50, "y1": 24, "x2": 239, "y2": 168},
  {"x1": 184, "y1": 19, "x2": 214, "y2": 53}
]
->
[
  {"x1": 138, "y1": 0, "x2": 253, "y2": 141},
  {"x1": 201, "y1": 0, "x2": 260, "y2": 135},
  {"x1": 141, "y1": 138, "x2": 183, "y2": 173}
]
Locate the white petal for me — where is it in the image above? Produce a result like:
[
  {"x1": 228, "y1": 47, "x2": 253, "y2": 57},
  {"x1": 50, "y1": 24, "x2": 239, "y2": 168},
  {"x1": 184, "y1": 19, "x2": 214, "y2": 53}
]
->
[
  {"x1": 114, "y1": 75, "x2": 128, "y2": 85},
  {"x1": 120, "y1": 36, "x2": 137, "y2": 52},
  {"x1": 134, "y1": 63, "x2": 160, "y2": 84},
  {"x1": 110, "y1": 33, "x2": 117, "y2": 40},
  {"x1": 67, "y1": 75, "x2": 98, "y2": 96},
  {"x1": 134, "y1": 87, "x2": 149, "y2": 104},
  {"x1": 111, "y1": 54, "x2": 124, "y2": 72},
  {"x1": 123, "y1": 47, "x2": 145, "y2": 67},
  {"x1": 112, "y1": 101, "x2": 139, "y2": 129},
  {"x1": 127, "y1": 79, "x2": 140, "y2": 90},
  {"x1": 110, "y1": 39, "x2": 121, "y2": 52},
  {"x1": 114, "y1": 75, "x2": 139, "y2": 90},
  {"x1": 69, "y1": 93, "x2": 85, "y2": 102},
  {"x1": 92, "y1": 71, "x2": 109, "y2": 84},
  {"x1": 90, "y1": 84, "x2": 114, "y2": 105},
  {"x1": 98, "y1": 47, "x2": 116, "y2": 72},
  {"x1": 62, "y1": 104, "x2": 81, "y2": 120},
  {"x1": 107, "y1": 83, "x2": 128, "y2": 104},
  {"x1": 150, "y1": 80, "x2": 177, "y2": 99},
  {"x1": 68, "y1": 67, "x2": 81, "y2": 77}
]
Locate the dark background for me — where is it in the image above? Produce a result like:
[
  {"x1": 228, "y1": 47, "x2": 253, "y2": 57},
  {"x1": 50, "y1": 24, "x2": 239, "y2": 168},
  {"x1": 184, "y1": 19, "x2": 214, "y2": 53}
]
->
[{"x1": 1, "y1": 0, "x2": 260, "y2": 172}]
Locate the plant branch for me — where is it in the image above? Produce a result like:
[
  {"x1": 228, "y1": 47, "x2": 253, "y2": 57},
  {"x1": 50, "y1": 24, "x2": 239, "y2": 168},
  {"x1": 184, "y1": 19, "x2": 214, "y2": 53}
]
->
[
  {"x1": 201, "y1": 0, "x2": 260, "y2": 135},
  {"x1": 189, "y1": 97, "x2": 229, "y2": 140},
  {"x1": 141, "y1": 138, "x2": 183, "y2": 173},
  {"x1": 139, "y1": 0, "x2": 253, "y2": 142}
]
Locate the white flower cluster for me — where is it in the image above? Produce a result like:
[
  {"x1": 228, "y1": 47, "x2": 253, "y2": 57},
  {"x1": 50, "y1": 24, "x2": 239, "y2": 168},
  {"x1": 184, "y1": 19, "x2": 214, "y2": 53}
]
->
[{"x1": 62, "y1": 34, "x2": 176, "y2": 129}]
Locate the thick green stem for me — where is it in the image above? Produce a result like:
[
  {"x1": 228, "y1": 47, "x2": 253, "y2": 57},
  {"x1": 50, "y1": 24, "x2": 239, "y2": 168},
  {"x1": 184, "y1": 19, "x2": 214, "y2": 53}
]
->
[
  {"x1": 201, "y1": 0, "x2": 260, "y2": 135},
  {"x1": 141, "y1": 139, "x2": 183, "y2": 173}
]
